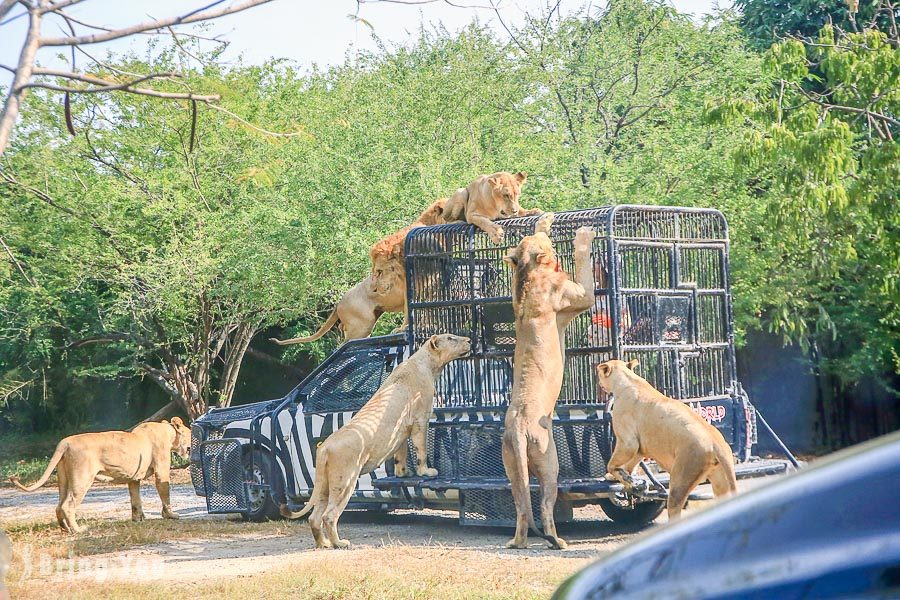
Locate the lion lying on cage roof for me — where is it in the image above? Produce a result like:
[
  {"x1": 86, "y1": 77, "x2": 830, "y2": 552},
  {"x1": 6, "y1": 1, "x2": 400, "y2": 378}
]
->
[{"x1": 443, "y1": 171, "x2": 542, "y2": 244}]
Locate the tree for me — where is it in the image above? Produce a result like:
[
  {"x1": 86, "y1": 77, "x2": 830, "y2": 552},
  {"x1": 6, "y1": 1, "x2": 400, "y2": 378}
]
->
[
  {"x1": 709, "y1": 7, "x2": 899, "y2": 444},
  {"x1": 489, "y1": 0, "x2": 757, "y2": 198},
  {"x1": 0, "y1": 54, "x2": 319, "y2": 420},
  {"x1": 0, "y1": 0, "x2": 278, "y2": 155},
  {"x1": 734, "y1": 0, "x2": 897, "y2": 50}
]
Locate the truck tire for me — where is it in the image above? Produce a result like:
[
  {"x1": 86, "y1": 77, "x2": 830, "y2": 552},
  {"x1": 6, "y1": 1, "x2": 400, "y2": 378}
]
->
[
  {"x1": 241, "y1": 450, "x2": 283, "y2": 522},
  {"x1": 598, "y1": 497, "x2": 665, "y2": 526}
]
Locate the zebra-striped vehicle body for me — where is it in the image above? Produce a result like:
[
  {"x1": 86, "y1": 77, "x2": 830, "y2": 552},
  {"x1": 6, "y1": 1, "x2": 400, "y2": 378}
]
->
[{"x1": 191, "y1": 206, "x2": 795, "y2": 525}]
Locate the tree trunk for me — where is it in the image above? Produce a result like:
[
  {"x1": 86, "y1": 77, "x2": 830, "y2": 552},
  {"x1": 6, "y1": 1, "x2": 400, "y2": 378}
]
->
[
  {"x1": 0, "y1": 3, "x2": 43, "y2": 155},
  {"x1": 217, "y1": 321, "x2": 256, "y2": 408},
  {"x1": 129, "y1": 400, "x2": 178, "y2": 430}
]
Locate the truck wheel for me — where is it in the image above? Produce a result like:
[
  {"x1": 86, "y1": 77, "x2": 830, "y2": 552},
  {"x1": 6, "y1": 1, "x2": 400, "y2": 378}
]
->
[
  {"x1": 241, "y1": 451, "x2": 283, "y2": 522},
  {"x1": 598, "y1": 497, "x2": 665, "y2": 526}
]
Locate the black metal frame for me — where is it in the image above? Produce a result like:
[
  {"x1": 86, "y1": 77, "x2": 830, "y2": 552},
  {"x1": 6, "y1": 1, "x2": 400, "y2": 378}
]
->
[{"x1": 401, "y1": 206, "x2": 743, "y2": 434}]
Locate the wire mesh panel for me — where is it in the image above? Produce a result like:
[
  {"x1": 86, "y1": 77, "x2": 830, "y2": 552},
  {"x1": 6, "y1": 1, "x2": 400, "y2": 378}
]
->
[
  {"x1": 190, "y1": 424, "x2": 223, "y2": 496},
  {"x1": 201, "y1": 439, "x2": 248, "y2": 514},
  {"x1": 299, "y1": 339, "x2": 406, "y2": 413},
  {"x1": 460, "y1": 488, "x2": 550, "y2": 527}
]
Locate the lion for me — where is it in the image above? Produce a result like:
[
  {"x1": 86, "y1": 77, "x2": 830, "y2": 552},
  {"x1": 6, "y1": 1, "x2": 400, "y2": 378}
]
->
[
  {"x1": 501, "y1": 214, "x2": 596, "y2": 549},
  {"x1": 596, "y1": 359, "x2": 738, "y2": 520},
  {"x1": 443, "y1": 171, "x2": 542, "y2": 244},
  {"x1": 270, "y1": 274, "x2": 406, "y2": 345},
  {"x1": 271, "y1": 200, "x2": 447, "y2": 347},
  {"x1": 10, "y1": 418, "x2": 192, "y2": 533},
  {"x1": 368, "y1": 198, "x2": 449, "y2": 328},
  {"x1": 280, "y1": 333, "x2": 472, "y2": 549}
]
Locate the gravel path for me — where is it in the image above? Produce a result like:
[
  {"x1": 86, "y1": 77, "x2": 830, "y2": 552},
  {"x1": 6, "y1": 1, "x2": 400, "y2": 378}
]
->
[{"x1": 1, "y1": 476, "x2": 785, "y2": 587}]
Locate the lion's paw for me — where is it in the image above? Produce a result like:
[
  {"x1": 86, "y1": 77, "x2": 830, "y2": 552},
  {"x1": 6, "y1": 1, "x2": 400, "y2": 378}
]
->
[
  {"x1": 505, "y1": 538, "x2": 528, "y2": 549},
  {"x1": 489, "y1": 226, "x2": 505, "y2": 244},
  {"x1": 417, "y1": 467, "x2": 438, "y2": 477},
  {"x1": 162, "y1": 508, "x2": 180, "y2": 520},
  {"x1": 575, "y1": 226, "x2": 596, "y2": 249},
  {"x1": 334, "y1": 539, "x2": 351, "y2": 549},
  {"x1": 535, "y1": 212, "x2": 555, "y2": 234}
]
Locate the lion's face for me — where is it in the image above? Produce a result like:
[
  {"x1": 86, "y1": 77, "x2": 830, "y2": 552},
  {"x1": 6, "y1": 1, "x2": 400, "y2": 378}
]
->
[
  {"x1": 595, "y1": 359, "x2": 640, "y2": 392},
  {"x1": 426, "y1": 333, "x2": 472, "y2": 363},
  {"x1": 370, "y1": 253, "x2": 404, "y2": 295},
  {"x1": 168, "y1": 417, "x2": 192, "y2": 459},
  {"x1": 488, "y1": 171, "x2": 527, "y2": 219},
  {"x1": 504, "y1": 231, "x2": 557, "y2": 272}
]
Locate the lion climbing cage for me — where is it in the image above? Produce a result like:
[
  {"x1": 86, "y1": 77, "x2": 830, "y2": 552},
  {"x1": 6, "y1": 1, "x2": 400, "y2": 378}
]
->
[{"x1": 190, "y1": 205, "x2": 793, "y2": 526}]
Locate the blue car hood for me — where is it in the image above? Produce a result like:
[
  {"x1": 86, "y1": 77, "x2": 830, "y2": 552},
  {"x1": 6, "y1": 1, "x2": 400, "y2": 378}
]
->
[{"x1": 554, "y1": 431, "x2": 900, "y2": 600}]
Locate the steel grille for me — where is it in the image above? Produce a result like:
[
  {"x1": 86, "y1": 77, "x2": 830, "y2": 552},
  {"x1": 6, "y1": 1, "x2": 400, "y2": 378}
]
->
[
  {"x1": 190, "y1": 425, "x2": 222, "y2": 496},
  {"x1": 460, "y1": 488, "x2": 546, "y2": 527},
  {"x1": 200, "y1": 439, "x2": 248, "y2": 514},
  {"x1": 405, "y1": 205, "x2": 741, "y2": 451},
  {"x1": 201, "y1": 400, "x2": 280, "y2": 427}
]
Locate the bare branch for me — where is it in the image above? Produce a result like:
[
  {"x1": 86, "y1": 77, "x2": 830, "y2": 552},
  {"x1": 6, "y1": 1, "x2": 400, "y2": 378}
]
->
[
  {"x1": 129, "y1": 401, "x2": 177, "y2": 430},
  {"x1": 0, "y1": 0, "x2": 19, "y2": 22},
  {"x1": 19, "y1": 68, "x2": 221, "y2": 101},
  {"x1": 41, "y1": 0, "x2": 85, "y2": 13},
  {"x1": 205, "y1": 102, "x2": 310, "y2": 138},
  {"x1": 20, "y1": 80, "x2": 219, "y2": 101},
  {"x1": 0, "y1": 234, "x2": 35, "y2": 286},
  {"x1": 39, "y1": 0, "x2": 275, "y2": 46},
  {"x1": 358, "y1": 0, "x2": 500, "y2": 8},
  {"x1": 791, "y1": 82, "x2": 900, "y2": 132}
]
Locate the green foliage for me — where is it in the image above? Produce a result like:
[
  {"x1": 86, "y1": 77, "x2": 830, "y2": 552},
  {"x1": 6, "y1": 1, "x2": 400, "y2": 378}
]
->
[
  {"x1": 0, "y1": 1, "x2": 895, "y2": 430},
  {"x1": 734, "y1": 0, "x2": 891, "y2": 50},
  {"x1": 709, "y1": 21, "x2": 899, "y2": 387}
]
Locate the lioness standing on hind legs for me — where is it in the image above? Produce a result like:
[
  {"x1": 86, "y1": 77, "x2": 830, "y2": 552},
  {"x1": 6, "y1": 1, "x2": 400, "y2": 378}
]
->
[
  {"x1": 280, "y1": 333, "x2": 471, "y2": 549},
  {"x1": 596, "y1": 359, "x2": 737, "y2": 520},
  {"x1": 502, "y1": 214, "x2": 596, "y2": 549}
]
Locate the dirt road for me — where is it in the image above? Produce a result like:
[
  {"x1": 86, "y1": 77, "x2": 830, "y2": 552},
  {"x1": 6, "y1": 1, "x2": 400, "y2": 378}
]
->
[{"x1": 1, "y1": 476, "x2": 783, "y2": 598}]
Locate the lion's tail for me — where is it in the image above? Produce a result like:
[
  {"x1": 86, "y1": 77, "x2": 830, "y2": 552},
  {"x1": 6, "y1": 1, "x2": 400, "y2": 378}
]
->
[
  {"x1": 10, "y1": 441, "x2": 67, "y2": 492},
  {"x1": 280, "y1": 447, "x2": 329, "y2": 520},
  {"x1": 506, "y1": 434, "x2": 562, "y2": 548},
  {"x1": 270, "y1": 307, "x2": 340, "y2": 345},
  {"x1": 710, "y1": 441, "x2": 738, "y2": 496}
]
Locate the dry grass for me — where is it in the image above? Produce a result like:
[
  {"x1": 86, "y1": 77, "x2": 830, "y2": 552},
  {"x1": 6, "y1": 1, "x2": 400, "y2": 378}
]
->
[
  {"x1": 9, "y1": 544, "x2": 579, "y2": 600},
  {"x1": 3, "y1": 516, "x2": 300, "y2": 581}
]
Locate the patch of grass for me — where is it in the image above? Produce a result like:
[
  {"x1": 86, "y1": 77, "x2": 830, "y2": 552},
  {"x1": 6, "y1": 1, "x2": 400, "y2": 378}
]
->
[
  {"x1": 3, "y1": 516, "x2": 301, "y2": 584},
  {"x1": 0, "y1": 432, "x2": 62, "y2": 485},
  {"x1": 8, "y1": 545, "x2": 573, "y2": 600},
  {"x1": 5, "y1": 516, "x2": 296, "y2": 557}
]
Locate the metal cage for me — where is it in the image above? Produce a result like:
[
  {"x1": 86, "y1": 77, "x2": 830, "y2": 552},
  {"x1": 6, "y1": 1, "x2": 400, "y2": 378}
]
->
[{"x1": 404, "y1": 205, "x2": 743, "y2": 451}]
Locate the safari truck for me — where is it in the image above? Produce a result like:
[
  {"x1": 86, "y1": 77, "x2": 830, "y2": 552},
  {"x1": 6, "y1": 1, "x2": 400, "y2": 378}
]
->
[{"x1": 190, "y1": 205, "x2": 797, "y2": 526}]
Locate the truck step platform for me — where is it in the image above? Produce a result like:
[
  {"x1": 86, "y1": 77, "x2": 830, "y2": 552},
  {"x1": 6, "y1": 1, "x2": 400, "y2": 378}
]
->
[{"x1": 372, "y1": 458, "x2": 791, "y2": 497}]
